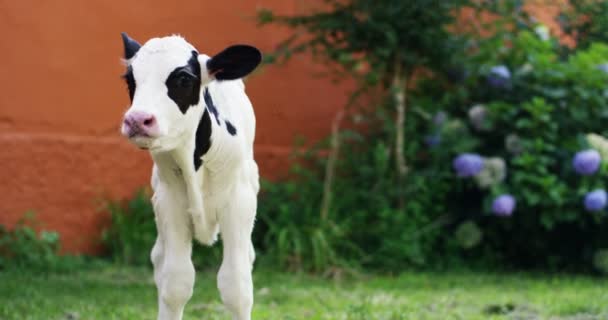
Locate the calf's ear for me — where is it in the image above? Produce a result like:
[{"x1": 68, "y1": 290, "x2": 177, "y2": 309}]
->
[
  {"x1": 121, "y1": 32, "x2": 141, "y2": 60},
  {"x1": 205, "y1": 45, "x2": 262, "y2": 80}
]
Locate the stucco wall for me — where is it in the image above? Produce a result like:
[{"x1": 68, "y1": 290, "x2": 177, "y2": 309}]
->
[{"x1": 0, "y1": 0, "x2": 348, "y2": 253}]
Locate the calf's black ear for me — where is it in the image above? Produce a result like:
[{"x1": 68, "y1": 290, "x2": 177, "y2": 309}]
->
[
  {"x1": 121, "y1": 32, "x2": 141, "y2": 60},
  {"x1": 206, "y1": 45, "x2": 262, "y2": 80}
]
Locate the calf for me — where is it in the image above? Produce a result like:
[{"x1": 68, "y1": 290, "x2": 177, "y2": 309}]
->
[{"x1": 119, "y1": 33, "x2": 261, "y2": 320}]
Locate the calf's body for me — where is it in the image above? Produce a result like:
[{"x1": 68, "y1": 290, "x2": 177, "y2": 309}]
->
[{"x1": 119, "y1": 33, "x2": 261, "y2": 320}]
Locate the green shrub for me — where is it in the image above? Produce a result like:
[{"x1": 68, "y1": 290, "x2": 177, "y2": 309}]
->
[
  {"x1": 254, "y1": 0, "x2": 608, "y2": 273},
  {"x1": 256, "y1": 157, "x2": 356, "y2": 272},
  {"x1": 255, "y1": 117, "x2": 458, "y2": 271},
  {"x1": 102, "y1": 190, "x2": 156, "y2": 265},
  {"x1": 0, "y1": 212, "x2": 87, "y2": 272},
  {"x1": 255, "y1": 0, "x2": 473, "y2": 273},
  {"x1": 425, "y1": 25, "x2": 608, "y2": 270}
]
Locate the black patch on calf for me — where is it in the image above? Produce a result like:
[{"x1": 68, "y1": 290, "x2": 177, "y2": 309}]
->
[
  {"x1": 225, "y1": 120, "x2": 237, "y2": 136},
  {"x1": 122, "y1": 66, "x2": 136, "y2": 101},
  {"x1": 203, "y1": 88, "x2": 220, "y2": 125},
  {"x1": 166, "y1": 51, "x2": 201, "y2": 114},
  {"x1": 193, "y1": 110, "x2": 212, "y2": 170}
]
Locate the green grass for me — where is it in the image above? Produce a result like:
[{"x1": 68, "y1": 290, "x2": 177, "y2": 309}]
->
[{"x1": 1, "y1": 266, "x2": 608, "y2": 319}]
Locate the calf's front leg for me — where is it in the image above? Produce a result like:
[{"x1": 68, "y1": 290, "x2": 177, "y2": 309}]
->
[
  {"x1": 152, "y1": 188, "x2": 195, "y2": 320},
  {"x1": 185, "y1": 174, "x2": 218, "y2": 245},
  {"x1": 217, "y1": 185, "x2": 257, "y2": 320}
]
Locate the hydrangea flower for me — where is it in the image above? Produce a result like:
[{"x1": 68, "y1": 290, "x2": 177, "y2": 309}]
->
[
  {"x1": 573, "y1": 149, "x2": 601, "y2": 176},
  {"x1": 474, "y1": 157, "x2": 506, "y2": 189},
  {"x1": 424, "y1": 134, "x2": 441, "y2": 147},
  {"x1": 468, "y1": 104, "x2": 488, "y2": 131},
  {"x1": 505, "y1": 134, "x2": 524, "y2": 155},
  {"x1": 492, "y1": 194, "x2": 516, "y2": 216},
  {"x1": 534, "y1": 24, "x2": 550, "y2": 41},
  {"x1": 518, "y1": 63, "x2": 534, "y2": 76},
  {"x1": 584, "y1": 189, "x2": 607, "y2": 212},
  {"x1": 453, "y1": 153, "x2": 484, "y2": 177},
  {"x1": 487, "y1": 65, "x2": 511, "y2": 88},
  {"x1": 597, "y1": 63, "x2": 608, "y2": 74},
  {"x1": 586, "y1": 133, "x2": 608, "y2": 160},
  {"x1": 455, "y1": 221, "x2": 482, "y2": 249}
]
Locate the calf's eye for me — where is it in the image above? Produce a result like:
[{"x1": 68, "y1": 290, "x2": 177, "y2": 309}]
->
[
  {"x1": 166, "y1": 59, "x2": 202, "y2": 115},
  {"x1": 178, "y1": 74, "x2": 193, "y2": 88}
]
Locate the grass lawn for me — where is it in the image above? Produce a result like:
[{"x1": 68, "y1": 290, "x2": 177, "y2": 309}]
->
[{"x1": 1, "y1": 265, "x2": 607, "y2": 320}]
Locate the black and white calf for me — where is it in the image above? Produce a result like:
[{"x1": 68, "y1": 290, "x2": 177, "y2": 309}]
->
[{"x1": 119, "y1": 33, "x2": 261, "y2": 320}]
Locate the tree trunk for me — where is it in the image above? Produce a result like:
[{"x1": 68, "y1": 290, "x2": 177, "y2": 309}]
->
[
  {"x1": 320, "y1": 108, "x2": 345, "y2": 221},
  {"x1": 393, "y1": 64, "x2": 408, "y2": 209}
]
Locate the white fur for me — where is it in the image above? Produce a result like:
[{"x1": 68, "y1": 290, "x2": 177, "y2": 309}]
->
[{"x1": 123, "y1": 35, "x2": 259, "y2": 320}]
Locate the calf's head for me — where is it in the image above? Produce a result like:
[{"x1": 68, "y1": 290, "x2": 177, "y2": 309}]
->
[{"x1": 119, "y1": 33, "x2": 261, "y2": 151}]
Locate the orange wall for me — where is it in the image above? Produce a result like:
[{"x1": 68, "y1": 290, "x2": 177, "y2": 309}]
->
[{"x1": 0, "y1": 0, "x2": 349, "y2": 253}]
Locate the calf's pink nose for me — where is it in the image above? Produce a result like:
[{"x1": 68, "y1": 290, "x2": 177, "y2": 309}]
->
[{"x1": 123, "y1": 111, "x2": 159, "y2": 137}]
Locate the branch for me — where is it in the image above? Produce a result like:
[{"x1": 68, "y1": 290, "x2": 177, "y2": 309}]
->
[
  {"x1": 320, "y1": 108, "x2": 345, "y2": 222},
  {"x1": 393, "y1": 64, "x2": 408, "y2": 179}
]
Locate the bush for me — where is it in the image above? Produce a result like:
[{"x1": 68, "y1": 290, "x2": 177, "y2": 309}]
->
[
  {"x1": 0, "y1": 212, "x2": 87, "y2": 272},
  {"x1": 102, "y1": 190, "x2": 156, "y2": 265},
  {"x1": 424, "y1": 26, "x2": 608, "y2": 271},
  {"x1": 255, "y1": 0, "x2": 473, "y2": 273},
  {"x1": 255, "y1": 1, "x2": 608, "y2": 273},
  {"x1": 255, "y1": 146, "x2": 360, "y2": 273}
]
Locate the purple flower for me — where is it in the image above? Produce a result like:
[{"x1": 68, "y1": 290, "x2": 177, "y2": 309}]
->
[
  {"x1": 584, "y1": 189, "x2": 607, "y2": 212},
  {"x1": 453, "y1": 153, "x2": 484, "y2": 177},
  {"x1": 424, "y1": 134, "x2": 441, "y2": 147},
  {"x1": 492, "y1": 194, "x2": 516, "y2": 216},
  {"x1": 487, "y1": 65, "x2": 511, "y2": 88},
  {"x1": 573, "y1": 149, "x2": 601, "y2": 176}
]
